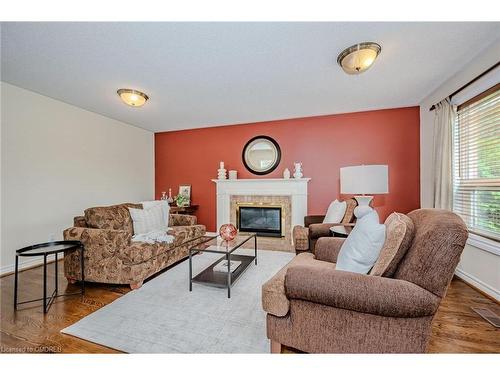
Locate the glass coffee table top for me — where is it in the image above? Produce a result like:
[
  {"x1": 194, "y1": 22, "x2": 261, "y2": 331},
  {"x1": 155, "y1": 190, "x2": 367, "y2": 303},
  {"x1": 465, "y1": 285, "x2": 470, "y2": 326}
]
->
[{"x1": 191, "y1": 234, "x2": 257, "y2": 254}]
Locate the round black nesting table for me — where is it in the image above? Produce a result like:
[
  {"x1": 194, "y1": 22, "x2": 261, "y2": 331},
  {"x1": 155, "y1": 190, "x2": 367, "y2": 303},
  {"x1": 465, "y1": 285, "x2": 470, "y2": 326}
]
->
[{"x1": 14, "y1": 240, "x2": 85, "y2": 313}]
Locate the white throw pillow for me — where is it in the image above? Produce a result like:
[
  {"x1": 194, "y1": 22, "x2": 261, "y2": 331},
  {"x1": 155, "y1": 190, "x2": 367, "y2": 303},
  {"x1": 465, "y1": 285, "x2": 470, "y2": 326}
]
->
[
  {"x1": 141, "y1": 200, "x2": 170, "y2": 227},
  {"x1": 129, "y1": 204, "x2": 165, "y2": 235},
  {"x1": 335, "y1": 210, "x2": 386, "y2": 274},
  {"x1": 323, "y1": 199, "x2": 347, "y2": 224}
]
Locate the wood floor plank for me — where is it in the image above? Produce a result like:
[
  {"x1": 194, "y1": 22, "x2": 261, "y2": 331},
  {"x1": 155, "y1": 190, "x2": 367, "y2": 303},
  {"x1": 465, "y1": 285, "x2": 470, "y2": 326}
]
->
[{"x1": 1, "y1": 260, "x2": 499, "y2": 353}]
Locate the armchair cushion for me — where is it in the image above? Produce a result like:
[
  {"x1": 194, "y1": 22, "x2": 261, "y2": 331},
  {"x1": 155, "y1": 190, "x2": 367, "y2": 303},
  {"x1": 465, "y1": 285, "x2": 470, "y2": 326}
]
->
[
  {"x1": 314, "y1": 237, "x2": 345, "y2": 263},
  {"x1": 262, "y1": 253, "x2": 334, "y2": 317},
  {"x1": 285, "y1": 264, "x2": 440, "y2": 318},
  {"x1": 336, "y1": 211, "x2": 385, "y2": 274},
  {"x1": 370, "y1": 212, "x2": 415, "y2": 277},
  {"x1": 323, "y1": 199, "x2": 346, "y2": 224}
]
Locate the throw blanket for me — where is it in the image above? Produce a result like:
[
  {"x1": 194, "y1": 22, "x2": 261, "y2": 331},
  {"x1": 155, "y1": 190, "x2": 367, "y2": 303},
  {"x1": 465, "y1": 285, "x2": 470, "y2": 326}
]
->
[{"x1": 132, "y1": 230, "x2": 175, "y2": 244}]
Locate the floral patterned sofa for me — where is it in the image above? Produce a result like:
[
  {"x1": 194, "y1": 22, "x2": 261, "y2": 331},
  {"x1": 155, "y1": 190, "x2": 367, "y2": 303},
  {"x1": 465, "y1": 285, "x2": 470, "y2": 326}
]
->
[{"x1": 63, "y1": 203, "x2": 206, "y2": 289}]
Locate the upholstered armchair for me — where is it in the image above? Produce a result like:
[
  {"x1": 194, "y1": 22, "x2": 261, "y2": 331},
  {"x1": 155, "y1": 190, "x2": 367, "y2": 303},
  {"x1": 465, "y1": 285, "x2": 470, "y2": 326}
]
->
[
  {"x1": 263, "y1": 209, "x2": 468, "y2": 353},
  {"x1": 292, "y1": 198, "x2": 357, "y2": 254}
]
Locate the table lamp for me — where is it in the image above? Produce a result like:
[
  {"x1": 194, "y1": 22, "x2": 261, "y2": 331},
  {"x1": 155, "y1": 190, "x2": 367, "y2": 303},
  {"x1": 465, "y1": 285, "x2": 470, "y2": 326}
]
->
[{"x1": 340, "y1": 165, "x2": 389, "y2": 218}]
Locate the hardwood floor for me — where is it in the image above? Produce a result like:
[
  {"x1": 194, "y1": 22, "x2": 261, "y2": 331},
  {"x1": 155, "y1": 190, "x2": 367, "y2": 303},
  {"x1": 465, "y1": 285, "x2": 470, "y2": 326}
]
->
[{"x1": 1, "y1": 260, "x2": 498, "y2": 354}]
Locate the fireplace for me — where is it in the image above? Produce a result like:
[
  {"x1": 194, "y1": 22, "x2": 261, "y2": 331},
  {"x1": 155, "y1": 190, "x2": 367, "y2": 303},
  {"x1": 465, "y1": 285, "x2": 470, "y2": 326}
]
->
[{"x1": 237, "y1": 204, "x2": 283, "y2": 237}]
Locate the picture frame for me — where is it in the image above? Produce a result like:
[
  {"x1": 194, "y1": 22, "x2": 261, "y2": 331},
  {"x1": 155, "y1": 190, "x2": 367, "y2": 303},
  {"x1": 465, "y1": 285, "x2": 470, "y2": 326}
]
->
[{"x1": 178, "y1": 185, "x2": 191, "y2": 206}]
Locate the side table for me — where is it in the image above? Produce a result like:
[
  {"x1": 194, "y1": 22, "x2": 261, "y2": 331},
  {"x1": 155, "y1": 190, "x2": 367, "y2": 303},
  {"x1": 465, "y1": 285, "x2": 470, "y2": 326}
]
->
[
  {"x1": 329, "y1": 224, "x2": 354, "y2": 238},
  {"x1": 14, "y1": 240, "x2": 85, "y2": 313}
]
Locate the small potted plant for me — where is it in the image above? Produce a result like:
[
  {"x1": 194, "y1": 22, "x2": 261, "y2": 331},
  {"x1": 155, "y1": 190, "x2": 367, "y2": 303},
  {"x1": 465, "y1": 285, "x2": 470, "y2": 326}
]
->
[{"x1": 174, "y1": 194, "x2": 190, "y2": 207}]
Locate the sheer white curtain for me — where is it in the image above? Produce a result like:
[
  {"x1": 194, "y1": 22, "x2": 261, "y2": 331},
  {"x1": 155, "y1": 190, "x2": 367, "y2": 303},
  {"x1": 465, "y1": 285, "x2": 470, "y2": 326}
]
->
[{"x1": 432, "y1": 98, "x2": 455, "y2": 209}]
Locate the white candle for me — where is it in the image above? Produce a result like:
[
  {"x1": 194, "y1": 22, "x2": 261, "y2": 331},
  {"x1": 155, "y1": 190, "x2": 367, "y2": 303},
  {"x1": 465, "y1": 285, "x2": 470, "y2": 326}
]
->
[{"x1": 220, "y1": 161, "x2": 224, "y2": 169}]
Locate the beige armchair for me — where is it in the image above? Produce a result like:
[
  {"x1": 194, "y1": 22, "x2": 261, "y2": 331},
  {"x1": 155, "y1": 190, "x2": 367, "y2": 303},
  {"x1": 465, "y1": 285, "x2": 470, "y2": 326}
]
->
[
  {"x1": 263, "y1": 209, "x2": 468, "y2": 353},
  {"x1": 292, "y1": 198, "x2": 357, "y2": 254}
]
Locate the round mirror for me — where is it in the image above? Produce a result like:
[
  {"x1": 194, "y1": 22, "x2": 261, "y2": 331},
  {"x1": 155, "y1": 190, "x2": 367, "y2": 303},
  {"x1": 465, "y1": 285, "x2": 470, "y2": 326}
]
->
[{"x1": 242, "y1": 136, "x2": 281, "y2": 175}]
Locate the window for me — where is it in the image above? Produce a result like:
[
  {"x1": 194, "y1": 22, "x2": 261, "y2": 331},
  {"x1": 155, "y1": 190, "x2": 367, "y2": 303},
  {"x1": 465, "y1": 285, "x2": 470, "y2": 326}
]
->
[{"x1": 453, "y1": 83, "x2": 500, "y2": 241}]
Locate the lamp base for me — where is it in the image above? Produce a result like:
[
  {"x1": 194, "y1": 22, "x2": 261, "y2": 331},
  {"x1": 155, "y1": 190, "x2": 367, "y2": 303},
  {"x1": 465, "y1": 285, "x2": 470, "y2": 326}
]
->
[{"x1": 353, "y1": 196, "x2": 374, "y2": 219}]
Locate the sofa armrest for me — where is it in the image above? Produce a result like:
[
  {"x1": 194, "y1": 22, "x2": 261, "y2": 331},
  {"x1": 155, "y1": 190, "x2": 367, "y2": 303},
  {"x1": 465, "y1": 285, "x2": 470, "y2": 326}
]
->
[
  {"x1": 314, "y1": 237, "x2": 345, "y2": 263},
  {"x1": 63, "y1": 227, "x2": 131, "y2": 259},
  {"x1": 304, "y1": 215, "x2": 325, "y2": 227},
  {"x1": 285, "y1": 264, "x2": 440, "y2": 318},
  {"x1": 169, "y1": 214, "x2": 197, "y2": 226}
]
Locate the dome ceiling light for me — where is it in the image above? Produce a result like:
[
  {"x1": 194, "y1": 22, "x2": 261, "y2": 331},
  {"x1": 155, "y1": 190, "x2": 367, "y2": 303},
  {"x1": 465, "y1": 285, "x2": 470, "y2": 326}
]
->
[
  {"x1": 117, "y1": 88, "x2": 149, "y2": 107},
  {"x1": 337, "y1": 42, "x2": 381, "y2": 75}
]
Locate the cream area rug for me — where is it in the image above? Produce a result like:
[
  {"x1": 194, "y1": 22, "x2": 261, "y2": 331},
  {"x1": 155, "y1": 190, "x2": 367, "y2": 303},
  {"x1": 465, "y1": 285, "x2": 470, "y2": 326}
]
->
[{"x1": 61, "y1": 248, "x2": 294, "y2": 353}]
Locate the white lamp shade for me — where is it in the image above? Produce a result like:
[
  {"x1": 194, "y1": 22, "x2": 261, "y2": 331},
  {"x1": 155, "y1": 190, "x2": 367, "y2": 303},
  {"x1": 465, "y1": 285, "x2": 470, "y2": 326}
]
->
[{"x1": 340, "y1": 165, "x2": 389, "y2": 195}]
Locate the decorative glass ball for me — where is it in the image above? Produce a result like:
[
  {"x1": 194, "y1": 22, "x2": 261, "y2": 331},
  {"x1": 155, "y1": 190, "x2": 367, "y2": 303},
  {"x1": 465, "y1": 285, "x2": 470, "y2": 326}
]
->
[{"x1": 219, "y1": 223, "x2": 237, "y2": 241}]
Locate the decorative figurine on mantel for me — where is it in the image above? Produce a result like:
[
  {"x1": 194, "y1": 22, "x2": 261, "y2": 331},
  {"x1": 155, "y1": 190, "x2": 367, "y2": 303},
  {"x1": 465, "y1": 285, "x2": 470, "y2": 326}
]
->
[
  {"x1": 217, "y1": 161, "x2": 227, "y2": 180},
  {"x1": 283, "y1": 168, "x2": 291, "y2": 179},
  {"x1": 293, "y1": 162, "x2": 303, "y2": 179}
]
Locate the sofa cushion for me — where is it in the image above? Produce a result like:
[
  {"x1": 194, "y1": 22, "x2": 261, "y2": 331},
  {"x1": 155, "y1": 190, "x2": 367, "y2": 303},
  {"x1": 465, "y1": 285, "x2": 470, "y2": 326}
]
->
[
  {"x1": 129, "y1": 204, "x2": 165, "y2": 234},
  {"x1": 167, "y1": 224, "x2": 206, "y2": 246},
  {"x1": 84, "y1": 203, "x2": 142, "y2": 232},
  {"x1": 370, "y1": 212, "x2": 415, "y2": 277},
  {"x1": 262, "y1": 252, "x2": 335, "y2": 317},
  {"x1": 122, "y1": 224, "x2": 206, "y2": 265}
]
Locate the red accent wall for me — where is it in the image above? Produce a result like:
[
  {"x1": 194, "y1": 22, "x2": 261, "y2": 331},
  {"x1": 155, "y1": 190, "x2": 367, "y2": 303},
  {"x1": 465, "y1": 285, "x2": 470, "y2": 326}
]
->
[{"x1": 155, "y1": 107, "x2": 420, "y2": 231}]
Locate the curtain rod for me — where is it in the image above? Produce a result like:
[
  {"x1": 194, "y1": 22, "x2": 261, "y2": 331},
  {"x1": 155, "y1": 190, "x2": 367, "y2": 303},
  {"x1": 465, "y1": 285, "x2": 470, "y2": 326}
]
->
[{"x1": 429, "y1": 61, "x2": 499, "y2": 111}]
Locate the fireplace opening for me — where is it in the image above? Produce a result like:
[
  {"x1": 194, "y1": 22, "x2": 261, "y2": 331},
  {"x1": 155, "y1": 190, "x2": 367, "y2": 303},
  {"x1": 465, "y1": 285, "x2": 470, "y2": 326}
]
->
[{"x1": 237, "y1": 205, "x2": 282, "y2": 237}]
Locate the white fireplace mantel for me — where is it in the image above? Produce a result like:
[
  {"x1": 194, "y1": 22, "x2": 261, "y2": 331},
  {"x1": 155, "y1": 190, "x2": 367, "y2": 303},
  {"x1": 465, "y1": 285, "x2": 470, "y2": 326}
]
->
[{"x1": 212, "y1": 178, "x2": 311, "y2": 232}]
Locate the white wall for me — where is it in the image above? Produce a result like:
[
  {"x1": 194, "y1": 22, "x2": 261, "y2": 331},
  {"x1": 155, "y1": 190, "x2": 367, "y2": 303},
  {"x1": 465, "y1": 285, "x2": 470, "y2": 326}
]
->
[
  {"x1": 1, "y1": 82, "x2": 154, "y2": 274},
  {"x1": 419, "y1": 40, "x2": 500, "y2": 300}
]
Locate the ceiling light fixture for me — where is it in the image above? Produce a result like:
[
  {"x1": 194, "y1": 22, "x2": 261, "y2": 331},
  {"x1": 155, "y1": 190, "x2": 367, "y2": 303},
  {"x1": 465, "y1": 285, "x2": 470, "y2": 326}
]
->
[
  {"x1": 337, "y1": 42, "x2": 381, "y2": 75},
  {"x1": 117, "y1": 88, "x2": 149, "y2": 107}
]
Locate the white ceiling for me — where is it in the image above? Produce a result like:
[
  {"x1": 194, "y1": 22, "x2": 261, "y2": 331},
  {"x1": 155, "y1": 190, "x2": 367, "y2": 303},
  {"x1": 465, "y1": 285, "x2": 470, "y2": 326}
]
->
[{"x1": 1, "y1": 22, "x2": 499, "y2": 132}]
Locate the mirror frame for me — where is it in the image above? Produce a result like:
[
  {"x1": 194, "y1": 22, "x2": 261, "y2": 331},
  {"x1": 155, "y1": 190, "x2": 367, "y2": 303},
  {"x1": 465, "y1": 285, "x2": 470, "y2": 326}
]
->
[{"x1": 242, "y1": 135, "x2": 281, "y2": 175}]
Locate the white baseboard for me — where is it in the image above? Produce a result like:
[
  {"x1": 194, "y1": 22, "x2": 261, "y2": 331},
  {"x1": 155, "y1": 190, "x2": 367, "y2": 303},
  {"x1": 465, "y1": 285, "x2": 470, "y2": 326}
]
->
[
  {"x1": 454, "y1": 268, "x2": 500, "y2": 302},
  {"x1": 0, "y1": 254, "x2": 56, "y2": 276}
]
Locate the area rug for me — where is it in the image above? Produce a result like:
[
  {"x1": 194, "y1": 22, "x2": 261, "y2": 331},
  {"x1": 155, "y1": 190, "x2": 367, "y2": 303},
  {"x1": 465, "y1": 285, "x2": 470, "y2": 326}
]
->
[{"x1": 61, "y1": 248, "x2": 294, "y2": 353}]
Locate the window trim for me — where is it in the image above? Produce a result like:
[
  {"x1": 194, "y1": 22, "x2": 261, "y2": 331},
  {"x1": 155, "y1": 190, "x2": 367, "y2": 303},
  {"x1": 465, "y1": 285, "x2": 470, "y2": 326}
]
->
[
  {"x1": 453, "y1": 83, "x2": 500, "y2": 246},
  {"x1": 467, "y1": 233, "x2": 500, "y2": 256}
]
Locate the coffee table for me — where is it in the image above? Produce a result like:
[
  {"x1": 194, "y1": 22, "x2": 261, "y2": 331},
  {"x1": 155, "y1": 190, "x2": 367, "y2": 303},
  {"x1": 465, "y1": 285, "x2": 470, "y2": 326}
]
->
[{"x1": 189, "y1": 234, "x2": 257, "y2": 298}]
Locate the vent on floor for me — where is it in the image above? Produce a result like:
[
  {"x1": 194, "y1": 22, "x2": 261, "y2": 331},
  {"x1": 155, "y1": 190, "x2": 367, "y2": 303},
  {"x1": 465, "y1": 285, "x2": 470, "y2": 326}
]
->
[{"x1": 472, "y1": 307, "x2": 500, "y2": 328}]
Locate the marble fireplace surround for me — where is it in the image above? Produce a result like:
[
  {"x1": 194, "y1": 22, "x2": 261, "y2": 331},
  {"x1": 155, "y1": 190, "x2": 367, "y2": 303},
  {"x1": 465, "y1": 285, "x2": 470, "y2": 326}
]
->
[{"x1": 212, "y1": 178, "x2": 310, "y2": 239}]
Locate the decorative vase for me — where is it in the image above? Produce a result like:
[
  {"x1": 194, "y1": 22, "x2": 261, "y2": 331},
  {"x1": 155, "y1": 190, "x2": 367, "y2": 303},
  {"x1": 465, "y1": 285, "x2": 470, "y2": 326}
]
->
[
  {"x1": 167, "y1": 188, "x2": 174, "y2": 204},
  {"x1": 228, "y1": 170, "x2": 238, "y2": 180},
  {"x1": 217, "y1": 161, "x2": 227, "y2": 179},
  {"x1": 293, "y1": 162, "x2": 303, "y2": 179},
  {"x1": 219, "y1": 223, "x2": 237, "y2": 241},
  {"x1": 283, "y1": 168, "x2": 290, "y2": 179}
]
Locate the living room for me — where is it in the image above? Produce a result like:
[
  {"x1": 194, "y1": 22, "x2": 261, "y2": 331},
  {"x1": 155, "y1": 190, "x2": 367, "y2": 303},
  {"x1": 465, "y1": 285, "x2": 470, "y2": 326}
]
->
[{"x1": 1, "y1": 1, "x2": 499, "y2": 372}]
